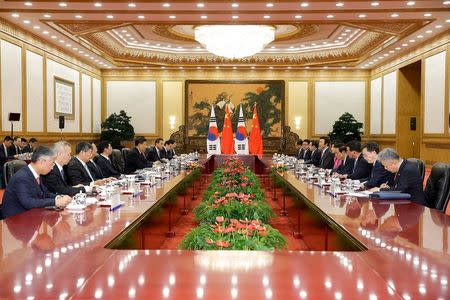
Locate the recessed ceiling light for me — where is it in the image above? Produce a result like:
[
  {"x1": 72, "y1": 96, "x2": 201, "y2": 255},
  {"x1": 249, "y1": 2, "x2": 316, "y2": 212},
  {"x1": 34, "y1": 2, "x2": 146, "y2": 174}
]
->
[
  {"x1": 106, "y1": 15, "x2": 114, "y2": 19},
  {"x1": 128, "y1": 3, "x2": 136, "y2": 8},
  {"x1": 371, "y1": 2, "x2": 379, "y2": 6},
  {"x1": 94, "y1": 3, "x2": 102, "y2": 7},
  {"x1": 59, "y1": 40, "x2": 65, "y2": 43},
  {"x1": 197, "y1": 3, "x2": 205, "y2": 8},
  {"x1": 75, "y1": 15, "x2": 82, "y2": 19},
  {"x1": 402, "y1": 43, "x2": 408, "y2": 46},
  {"x1": 251, "y1": 66, "x2": 255, "y2": 69},
  {"x1": 424, "y1": 13, "x2": 432, "y2": 17},
  {"x1": 358, "y1": 14, "x2": 367, "y2": 18},
  {"x1": 33, "y1": 25, "x2": 40, "y2": 29},
  {"x1": 270, "y1": 46, "x2": 276, "y2": 49},
  {"x1": 232, "y1": 15, "x2": 239, "y2": 19},
  {"x1": 144, "y1": 42, "x2": 150, "y2": 45},
  {"x1": 43, "y1": 14, "x2": 51, "y2": 18},
  {"x1": 231, "y1": 3, "x2": 239, "y2": 8},
  {"x1": 179, "y1": 66, "x2": 183, "y2": 69},
  {"x1": 138, "y1": 15, "x2": 145, "y2": 19},
  {"x1": 23, "y1": 20, "x2": 30, "y2": 24},
  {"x1": 161, "y1": 66, "x2": 166, "y2": 69},
  {"x1": 336, "y1": 2, "x2": 344, "y2": 7},
  {"x1": 417, "y1": 35, "x2": 423, "y2": 38},
  {"x1": 269, "y1": 66, "x2": 273, "y2": 69},
  {"x1": 323, "y1": 66, "x2": 328, "y2": 69},
  {"x1": 197, "y1": 66, "x2": 201, "y2": 69},
  {"x1": 389, "y1": 50, "x2": 395, "y2": 53},
  {"x1": 215, "y1": 66, "x2": 220, "y2": 69},
  {"x1": 66, "y1": 43, "x2": 71, "y2": 47},
  {"x1": 11, "y1": 13, "x2": 19, "y2": 18},
  {"x1": 264, "y1": 15, "x2": 271, "y2": 19},
  {"x1": 395, "y1": 47, "x2": 401, "y2": 50},
  {"x1": 409, "y1": 39, "x2": 416, "y2": 42},
  {"x1": 300, "y1": 2, "x2": 309, "y2": 7},
  {"x1": 59, "y1": 2, "x2": 67, "y2": 7},
  {"x1": 266, "y1": 3, "x2": 274, "y2": 7},
  {"x1": 24, "y1": 2, "x2": 33, "y2": 7},
  {"x1": 287, "y1": 66, "x2": 292, "y2": 69},
  {"x1": 391, "y1": 13, "x2": 399, "y2": 17},
  {"x1": 444, "y1": 1, "x2": 450, "y2": 4},
  {"x1": 73, "y1": 47, "x2": 78, "y2": 50},
  {"x1": 305, "y1": 66, "x2": 310, "y2": 69},
  {"x1": 169, "y1": 15, "x2": 176, "y2": 19},
  {"x1": 201, "y1": 15, "x2": 207, "y2": 19},
  {"x1": 446, "y1": 19, "x2": 450, "y2": 22},
  {"x1": 406, "y1": 1, "x2": 415, "y2": 6},
  {"x1": 162, "y1": 3, "x2": 171, "y2": 8},
  {"x1": 233, "y1": 66, "x2": 237, "y2": 69},
  {"x1": 156, "y1": 43, "x2": 161, "y2": 46},
  {"x1": 341, "y1": 66, "x2": 346, "y2": 69},
  {"x1": 125, "y1": 33, "x2": 131, "y2": 37},
  {"x1": 43, "y1": 31, "x2": 49, "y2": 35},
  {"x1": 295, "y1": 15, "x2": 302, "y2": 19},
  {"x1": 51, "y1": 35, "x2": 57, "y2": 39},
  {"x1": 327, "y1": 14, "x2": 334, "y2": 18}
]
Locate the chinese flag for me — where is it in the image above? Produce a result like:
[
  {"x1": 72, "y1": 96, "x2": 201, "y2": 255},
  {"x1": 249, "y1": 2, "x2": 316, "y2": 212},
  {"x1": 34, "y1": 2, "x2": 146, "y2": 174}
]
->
[
  {"x1": 221, "y1": 104, "x2": 235, "y2": 154},
  {"x1": 249, "y1": 104, "x2": 263, "y2": 155}
]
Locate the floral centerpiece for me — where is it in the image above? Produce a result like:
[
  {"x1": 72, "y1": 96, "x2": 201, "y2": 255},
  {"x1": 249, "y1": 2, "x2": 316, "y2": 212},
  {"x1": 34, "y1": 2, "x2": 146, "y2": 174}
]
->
[
  {"x1": 180, "y1": 217, "x2": 286, "y2": 250},
  {"x1": 179, "y1": 158, "x2": 286, "y2": 250}
]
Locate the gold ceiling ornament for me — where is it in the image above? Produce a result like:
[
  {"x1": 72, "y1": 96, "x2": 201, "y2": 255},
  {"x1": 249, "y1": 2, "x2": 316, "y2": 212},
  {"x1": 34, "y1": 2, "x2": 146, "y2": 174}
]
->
[{"x1": 88, "y1": 30, "x2": 385, "y2": 67}]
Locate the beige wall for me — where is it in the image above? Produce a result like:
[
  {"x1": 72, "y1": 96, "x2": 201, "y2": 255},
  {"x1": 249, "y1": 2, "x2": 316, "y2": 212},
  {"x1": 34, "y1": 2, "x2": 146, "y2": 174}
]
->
[{"x1": 0, "y1": 20, "x2": 101, "y2": 145}]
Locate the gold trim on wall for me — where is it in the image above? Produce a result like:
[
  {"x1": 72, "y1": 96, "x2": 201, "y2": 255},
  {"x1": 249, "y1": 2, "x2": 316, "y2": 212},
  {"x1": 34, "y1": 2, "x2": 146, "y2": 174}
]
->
[{"x1": 21, "y1": 45, "x2": 27, "y2": 133}]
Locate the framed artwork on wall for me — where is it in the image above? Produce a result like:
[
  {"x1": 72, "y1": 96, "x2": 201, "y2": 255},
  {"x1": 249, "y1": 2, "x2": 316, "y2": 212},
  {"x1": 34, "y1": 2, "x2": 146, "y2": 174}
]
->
[{"x1": 54, "y1": 76, "x2": 75, "y2": 119}]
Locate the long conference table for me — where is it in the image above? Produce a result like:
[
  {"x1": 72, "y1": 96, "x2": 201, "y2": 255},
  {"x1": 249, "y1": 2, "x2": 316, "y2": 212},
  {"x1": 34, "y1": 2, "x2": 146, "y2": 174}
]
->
[{"x1": 0, "y1": 155, "x2": 449, "y2": 299}]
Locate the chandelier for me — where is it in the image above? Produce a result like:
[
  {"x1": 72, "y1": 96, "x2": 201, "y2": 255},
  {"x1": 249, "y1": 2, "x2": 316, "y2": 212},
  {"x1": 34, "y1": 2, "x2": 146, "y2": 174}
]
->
[{"x1": 194, "y1": 25, "x2": 275, "y2": 59}]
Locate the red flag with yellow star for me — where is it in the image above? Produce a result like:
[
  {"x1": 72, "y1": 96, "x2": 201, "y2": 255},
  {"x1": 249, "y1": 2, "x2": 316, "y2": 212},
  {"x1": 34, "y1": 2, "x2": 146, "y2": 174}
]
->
[
  {"x1": 220, "y1": 104, "x2": 235, "y2": 154},
  {"x1": 249, "y1": 104, "x2": 263, "y2": 155}
]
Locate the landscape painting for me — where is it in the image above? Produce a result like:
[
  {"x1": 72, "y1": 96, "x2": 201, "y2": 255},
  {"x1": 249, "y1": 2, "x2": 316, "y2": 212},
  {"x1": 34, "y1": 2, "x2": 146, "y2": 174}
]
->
[{"x1": 186, "y1": 80, "x2": 284, "y2": 138}]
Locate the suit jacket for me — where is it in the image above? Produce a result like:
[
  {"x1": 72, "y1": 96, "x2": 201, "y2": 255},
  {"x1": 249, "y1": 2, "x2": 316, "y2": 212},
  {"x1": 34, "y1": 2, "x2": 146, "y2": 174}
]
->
[
  {"x1": 303, "y1": 149, "x2": 312, "y2": 161},
  {"x1": 319, "y1": 147, "x2": 334, "y2": 169},
  {"x1": 381, "y1": 160, "x2": 427, "y2": 206},
  {"x1": 335, "y1": 156, "x2": 355, "y2": 175},
  {"x1": 364, "y1": 160, "x2": 394, "y2": 189},
  {"x1": 66, "y1": 157, "x2": 94, "y2": 186},
  {"x1": 8, "y1": 145, "x2": 22, "y2": 156},
  {"x1": 87, "y1": 160, "x2": 104, "y2": 180},
  {"x1": 296, "y1": 148, "x2": 305, "y2": 160},
  {"x1": 348, "y1": 154, "x2": 372, "y2": 180},
  {"x1": 2, "y1": 166, "x2": 56, "y2": 218},
  {"x1": 124, "y1": 147, "x2": 153, "y2": 174},
  {"x1": 22, "y1": 145, "x2": 33, "y2": 153},
  {"x1": 165, "y1": 147, "x2": 174, "y2": 160},
  {"x1": 95, "y1": 154, "x2": 120, "y2": 178},
  {"x1": 42, "y1": 164, "x2": 85, "y2": 196},
  {"x1": 0, "y1": 144, "x2": 13, "y2": 168},
  {"x1": 305, "y1": 149, "x2": 321, "y2": 167},
  {"x1": 147, "y1": 146, "x2": 165, "y2": 163}
]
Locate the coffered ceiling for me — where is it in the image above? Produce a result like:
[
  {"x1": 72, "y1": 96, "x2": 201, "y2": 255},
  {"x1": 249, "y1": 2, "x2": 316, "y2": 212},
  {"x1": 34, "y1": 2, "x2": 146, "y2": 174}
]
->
[{"x1": 0, "y1": 0, "x2": 449, "y2": 70}]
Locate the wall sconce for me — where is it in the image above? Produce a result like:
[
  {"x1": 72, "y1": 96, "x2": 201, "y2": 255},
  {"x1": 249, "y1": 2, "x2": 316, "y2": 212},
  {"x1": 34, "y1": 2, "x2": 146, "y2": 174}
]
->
[
  {"x1": 294, "y1": 116, "x2": 301, "y2": 130},
  {"x1": 169, "y1": 116, "x2": 176, "y2": 129}
]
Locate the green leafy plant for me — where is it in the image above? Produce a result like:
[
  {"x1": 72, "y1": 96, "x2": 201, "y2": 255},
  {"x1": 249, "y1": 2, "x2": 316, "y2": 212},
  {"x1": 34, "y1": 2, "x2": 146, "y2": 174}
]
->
[
  {"x1": 100, "y1": 110, "x2": 135, "y2": 149},
  {"x1": 328, "y1": 112, "x2": 363, "y2": 143}
]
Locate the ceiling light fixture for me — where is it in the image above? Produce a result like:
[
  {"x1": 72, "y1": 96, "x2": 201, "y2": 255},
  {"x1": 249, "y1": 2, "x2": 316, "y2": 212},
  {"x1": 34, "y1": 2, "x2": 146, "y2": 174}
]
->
[
  {"x1": 266, "y1": 3, "x2": 274, "y2": 7},
  {"x1": 358, "y1": 14, "x2": 367, "y2": 18},
  {"x1": 106, "y1": 15, "x2": 114, "y2": 19},
  {"x1": 231, "y1": 3, "x2": 239, "y2": 8},
  {"x1": 424, "y1": 13, "x2": 432, "y2": 17},
  {"x1": 94, "y1": 3, "x2": 102, "y2": 7},
  {"x1": 23, "y1": 20, "x2": 30, "y2": 24},
  {"x1": 327, "y1": 14, "x2": 334, "y2": 18},
  {"x1": 128, "y1": 3, "x2": 136, "y2": 8},
  {"x1": 295, "y1": 15, "x2": 302, "y2": 19},
  {"x1": 169, "y1": 15, "x2": 176, "y2": 19},
  {"x1": 24, "y1": 2, "x2": 33, "y2": 7},
  {"x1": 201, "y1": 15, "x2": 208, "y2": 19},
  {"x1": 232, "y1": 15, "x2": 239, "y2": 19},
  {"x1": 197, "y1": 3, "x2": 205, "y2": 8},
  {"x1": 11, "y1": 13, "x2": 19, "y2": 18},
  {"x1": 43, "y1": 31, "x2": 49, "y2": 35},
  {"x1": 371, "y1": 2, "x2": 379, "y2": 6},
  {"x1": 195, "y1": 25, "x2": 275, "y2": 59},
  {"x1": 75, "y1": 15, "x2": 82, "y2": 19},
  {"x1": 300, "y1": 2, "x2": 309, "y2": 7},
  {"x1": 336, "y1": 2, "x2": 344, "y2": 7},
  {"x1": 138, "y1": 15, "x2": 145, "y2": 19},
  {"x1": 406, "y1": 1, "x2": 415, "y2": 6},
  {"x1": 391, "y1": 13, "x2": 399, "y2": 17},
  {"x1": 59, "y1": 2, "x2": 67, "y2": 7},
  {"x1": 162, "y1": 3, "x2": 171, "y2": 7},
  {"x1": 43, "y1": 14, "x2": 51, "y2": 18},
  {"x1": 444, "y1": 1, "x2": 450, "y2": 4},
  {"x1": 263, "y1": 15, "x2": 271, "y2": 19}
]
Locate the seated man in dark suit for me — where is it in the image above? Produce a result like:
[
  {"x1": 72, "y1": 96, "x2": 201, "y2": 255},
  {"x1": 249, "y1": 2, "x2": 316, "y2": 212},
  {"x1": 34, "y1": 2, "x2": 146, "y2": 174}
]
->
[
  {"x1": 301, "y1": 139, "x2": 311, "y2": 160},
  {"x1": 66, "y1": 142, "x2": 104, "y2": 186},
  {"x1": 22, "y1": 137, "x2": 38, "y2": 153},
  {"x1": 163, "y1": 140, "x2": 176, "y2": 160},
  {"x1": 361, "y1": 141, "x2": 393, "y2": 189},
  {"x1": 95, "y1": 141, "x2": 121, "y2": 178},
  {"x1": 0, "y1": 136, "x2": 14, "y2": 187},
  {"x1": 295, "y1": 140, "x2": 304, "y2": 159},
  {"x1": 124, "y1": 136, "x2": 153, "y2": 174},
  {"x1": 334, "y1": 146, "x2": 355, "y2": 175},
  {"x1": 304, "y1": 140, "x2": 321, "y2": 167},
  {"x1": 147, "y1": 137, "x2": 166, "y2": 163},
  {"x1": 371, "y1": 148, "x2": 427, "y2": 206},
  {"x1": 87, "y1": 143, "x2": 105, "y2": 180},
  {"x1": 341, "y1": 140, "x2": 372, "y2": 180},
  {"x1": 9, "y1": 136, "x2": 23, "y2": 156},
  {"x1": 2, "y1": 146, "x2": 72, "y2": 218},
  {"x1": 171, "y1": 140, "x2": 178, "y2": 157},
  {"x1": 319, "y1": 136, "x2": 334, "y2": 169},
  {"x1": 42, "y1": 141, "x2": 86, "y2": 196}
]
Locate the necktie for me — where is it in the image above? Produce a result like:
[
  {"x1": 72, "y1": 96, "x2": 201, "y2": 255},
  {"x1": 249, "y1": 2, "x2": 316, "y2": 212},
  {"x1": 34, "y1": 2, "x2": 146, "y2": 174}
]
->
[
  {"x1": 60, "y1": 168, "x2": 66, "y2": 183},
  {"x1": 353, "y1": 156, "x2": 359, "y2": 172},
  {"x1": 4, "y1": 145, "x2": 7, "y2": 156},
  {"x1": 36, "y1": 177, "x2": 40, "y2": 185},
  {"x1": 156, "y1": 148, "x2": 160, "y2": 158},
  {"x1": 83, "y1": 163, "x2": 94, "y2": 181}
]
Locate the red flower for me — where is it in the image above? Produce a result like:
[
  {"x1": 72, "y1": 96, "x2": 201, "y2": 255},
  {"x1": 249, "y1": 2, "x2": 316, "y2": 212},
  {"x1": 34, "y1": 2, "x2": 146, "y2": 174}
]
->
[
  {"x1": 216, "y1": 216, "x2": 225, "y2": 223},
  {"x1": 216, "y1": 240, "x2": 230, "y2": 248},
  {"x1": 225, "y1": 227, "x2": 236, "y2": 233},
  {"x1": 205, "y1": 238, "x2": 215, "y2": 244}
]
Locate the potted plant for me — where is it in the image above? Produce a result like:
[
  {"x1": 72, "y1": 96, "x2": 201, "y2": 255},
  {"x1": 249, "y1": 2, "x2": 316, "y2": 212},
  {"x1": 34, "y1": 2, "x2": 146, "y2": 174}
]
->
[
  {"x1": 328, "y1": 112, "x2": 363, "y2": 144},
  {"x1": 100, "y1": 110, "x2": 135, "y2": 149}
]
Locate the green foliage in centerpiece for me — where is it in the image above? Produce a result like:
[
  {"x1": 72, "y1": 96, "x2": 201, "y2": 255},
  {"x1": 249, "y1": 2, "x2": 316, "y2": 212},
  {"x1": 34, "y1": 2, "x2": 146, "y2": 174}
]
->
[
  {"x1": 180, "y1": 217, "x2": 286, "y2": 250},
  {"x1": 180, "y1": 158, "x2": 286, "y2": 250}
]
